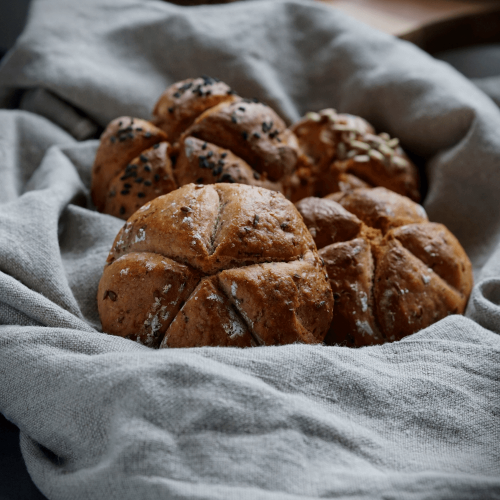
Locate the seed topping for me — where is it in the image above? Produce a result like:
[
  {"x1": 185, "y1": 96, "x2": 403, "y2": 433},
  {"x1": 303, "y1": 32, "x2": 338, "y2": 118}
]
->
[
  {"x1": 353, "y1": 155, "x2": 370, "y2": 163},
  {"x1": 262, "y1": 121, "x2": 273, "y2": 133}
]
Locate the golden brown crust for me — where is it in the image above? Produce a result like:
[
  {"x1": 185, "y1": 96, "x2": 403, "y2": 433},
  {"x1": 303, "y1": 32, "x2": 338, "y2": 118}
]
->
[
  {"x1": 289, "y1": 109, "x2": 420, "y2": 201},
  {"x1": 288, "y1": 110, "x2": 374, "y2": 200},
  {"x1": 208, "y1": 184, "x2": 316, "y2": 272},
  {"x1": 91, "y1": 117, "x2": 168, "y2": 211},
  {"x1": 99, "y1": 184, "x2": 333, "y2": 348},
  {"x1": 108, "y1": 183, "x2": 316, "y2": 275},
  {"x1": 97, "y1": 252, "x2": 200, "y2": 347},
  {"x1": 103, "y1": 142, "x2": 178, "y2": 219},
  {"x1": 284, "y1": 162, "x2": 370, "y2": 203},
  {"x1": 291, "y1": 110, "x2": 374, "y2": 173},
  {"x1": 184, "y1": 100, "x2": 299, "y2": 181},
  {"x1": 295, "y1": 196, "x2": 363, "y2": 249},
  {"x1": 328, "y1": 187, "x2": 428, "y2": 233},
  {"x1": 390, "y1": 222, "x2": 473, "y2": 299},
  {"x1": 335, "y1": 172, "x2": 371, "y2": 193},
  {"x1": 108, "y1": 183, "x2": 220, "y2": 272},
  {"x1": 299, "y1": 188, "x2": 473, "y2": 347},
  {"x1": 217, "y1": 252, "x2": 332, "y2": 346},
  {"x1": 93, "y1": 80, "x2": 300, "y2": 221},
  {"x1": 373, "y1": 240, "x2": 465, "y2": 342},
  {"x1": 175, "y1": 136, "x2": 284, "y2": 192},
  {"x1": 160, "y1": 277, "x2": 255, "y2": 348},
  {"x1": 152, "y1": 77, "x2": 238, "y2": 143},
  {"x1": 333, "y1": 146, "x2": 419, "y2": 202},
  {"x1": 320, "y1": 238, "x2": 384, "y2": 347}
]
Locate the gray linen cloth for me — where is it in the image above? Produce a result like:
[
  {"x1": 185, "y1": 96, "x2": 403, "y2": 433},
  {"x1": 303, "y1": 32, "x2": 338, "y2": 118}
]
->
[{"x1": 0, "y1": 0, "x2": 499, "y2": 498}]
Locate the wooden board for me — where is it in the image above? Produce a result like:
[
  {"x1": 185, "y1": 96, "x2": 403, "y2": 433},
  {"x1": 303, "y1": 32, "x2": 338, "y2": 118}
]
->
[
  {"x1": 319, "y1": 0, "x2": 497, "y2": 37},
  {"x1": 165, "y1": 0, "x2": 500, "y2": 53}
]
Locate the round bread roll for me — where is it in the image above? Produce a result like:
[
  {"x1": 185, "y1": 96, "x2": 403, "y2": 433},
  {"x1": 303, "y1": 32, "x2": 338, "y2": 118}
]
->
[
  {"x1": 91, "y1": 117, "x2": 168, "y2": 212},
  {"x1": 152, "y1": 76, "x2": 238, "y2": 143},
  {"x1": 289, "y1": 109, "x2": 420, "y2": 202},
  {"x1": 92, "y1": 78, "x2": 301, "y2": 220},
  {"x1": 103, "y1": 142, "x2": 177, "y2": 220},
  {"x1": 98, "y1": 183, "x2": 334, "y2": 348},
  {"x1": 295, "y1": 187, "x2": 473, "y2": 347},
  {"x1": 183, "y1": 99, "x2": 299, "y2": 182},
  {"x1": 175, "y1": 136, "x2": 283, "y2": 192}
]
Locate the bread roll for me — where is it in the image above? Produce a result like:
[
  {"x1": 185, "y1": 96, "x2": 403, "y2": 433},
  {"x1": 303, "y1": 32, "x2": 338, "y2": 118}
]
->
[
  {"x1": 183, "y1": 99, "x2": 299, "y2": 181},
  {"x1": 296, "y1": 187, "x2": 473, "y2": 346},
  {"x1": 92, "y1": 78, "x2": 301, "y2": 220},
  {"x1": 152, "y1": 76, "x2": 238, "y2": 143},
  {"x1": 98, "y1": 183, "x2": 333, "y2": 348},
  {"x1": 91, "y1": 117, "x2": 168, "y2": 212},
  {"x1": 103, "y1": 142, "x2": 177, "y2": 220},
  {"x1": 289, "y1": 109, "x2": 420, "y2": 202},
  {"x1": 174, "y1": 136, "x2": 283, "y2": 192}
]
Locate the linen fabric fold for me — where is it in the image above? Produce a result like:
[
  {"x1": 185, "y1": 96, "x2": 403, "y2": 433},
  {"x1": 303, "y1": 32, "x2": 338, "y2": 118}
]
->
[{"x1": 0, "y1": 0, "x2": 499, "y2": 499}]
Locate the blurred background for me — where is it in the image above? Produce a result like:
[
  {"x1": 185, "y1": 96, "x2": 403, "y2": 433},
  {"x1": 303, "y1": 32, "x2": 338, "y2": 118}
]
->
[
  {"x1": 2, "y1": 0, "x2": 500, "y2": 81},
  {"x1": 0, "y1": 0, "x2": 31, "y2": 59}
]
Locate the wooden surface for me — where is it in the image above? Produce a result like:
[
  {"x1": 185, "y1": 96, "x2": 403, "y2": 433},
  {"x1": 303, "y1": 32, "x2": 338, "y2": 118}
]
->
[
  {"x1": 319, "y1": 0, "x2": 497, "y2": 36},
  {"x1": 171, "y1": 1, "x2": 500, "y2": 51}
]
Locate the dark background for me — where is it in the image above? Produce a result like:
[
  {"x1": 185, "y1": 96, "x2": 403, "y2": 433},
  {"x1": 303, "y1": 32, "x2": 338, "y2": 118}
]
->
[
  {"x1": 0, "y1": 1, "x2": 31, "y2": 58},
  {"x1": 1, "y1": 4, "x2": 50, "y2": 499}
]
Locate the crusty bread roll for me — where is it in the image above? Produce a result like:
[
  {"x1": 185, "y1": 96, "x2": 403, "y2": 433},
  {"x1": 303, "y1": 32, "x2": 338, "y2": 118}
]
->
[
  {"x1": 296, "y1": 187, "x2": 473, "y2": 346},
  {"x1": 91, "y1": 78, "x2": 301, "y2": 219},
  {"x1": 92, "y1": 82, "x2": 420, "y2": 222},
  {"x1": 103, "y1": 142, "x2": 177, "y2": 220},
  {"x1": 289, "y1": 109, "x2": 420, "y2": 202},
  {"x1": 98, "y1": 183, "x2": 334, "y2": 348},
  {"x1": 174, "y1": 136, "x2": 284, "y2": 192},
  {"x1": 326, "y1": 186, "x2": 428, "y2": 233},
  {"x1": 183, "y1": 99, "x2": 299, "y2": 182},
  {"x1": 91, "y1": 117, "x2": 168, "y2": 212},
  {"x1": 152, "y1": 76, "x2": 239, "y2": 143}
]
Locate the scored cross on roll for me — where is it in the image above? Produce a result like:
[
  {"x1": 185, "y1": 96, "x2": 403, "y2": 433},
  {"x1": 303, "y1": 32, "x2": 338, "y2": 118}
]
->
[
  {"x1": 296, "y1": 187, "x2": 473, "y2": 347},
  {"x1": 98, "y1": 183, "x2": 334, "y2": 348}
]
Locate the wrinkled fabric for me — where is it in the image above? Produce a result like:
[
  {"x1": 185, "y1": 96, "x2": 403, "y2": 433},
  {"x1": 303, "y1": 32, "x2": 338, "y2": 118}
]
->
[{"x1": 0, "y1": 1, "x2": 499, "y2": 499}]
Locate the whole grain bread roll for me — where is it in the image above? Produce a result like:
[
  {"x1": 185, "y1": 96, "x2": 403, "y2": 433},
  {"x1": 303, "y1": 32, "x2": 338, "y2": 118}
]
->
[
  {"x1": 92, "y1": 78, "x2": 301, "y2": 220},
  {"x1": 174, "y1": 136, "x2": 283, "y2": 192},
  {"x1": 295, "y1": 187, "x2": 473, "y2": 347},
  {"x1": 103, "y1": 142, "x2": 177, "y2": 220},
  {"x1": 289, "y1": 109, "x2": 420, "y2": 202},
  {"x1": 152, "y1": 76, "x2": 239, "y2": 143},
  {"x1": 183, "y1": 99, "x2": 299, "y2": 181},
  {"x1": 91, "y1": 117, "x2": 168, "y2": 212},
  {"x1": 98, "y1": 183, "x2": 333, "y2": 348}
]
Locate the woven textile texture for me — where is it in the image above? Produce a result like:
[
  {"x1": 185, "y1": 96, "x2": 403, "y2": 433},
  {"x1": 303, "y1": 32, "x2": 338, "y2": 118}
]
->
[{"x1": 0, "y1": 1, "x2": 499, "y2": 499}]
